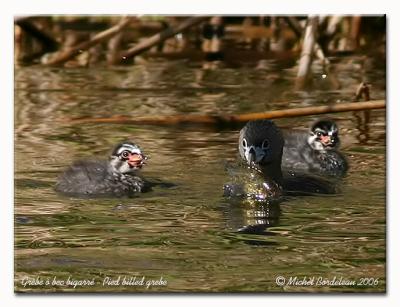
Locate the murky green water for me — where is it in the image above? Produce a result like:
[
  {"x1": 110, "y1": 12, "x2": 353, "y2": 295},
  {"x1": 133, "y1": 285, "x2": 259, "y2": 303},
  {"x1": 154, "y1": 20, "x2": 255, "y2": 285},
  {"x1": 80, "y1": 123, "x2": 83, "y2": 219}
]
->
[{"x1": 14, "y1": 57, "x2": 386, "y2": 292}]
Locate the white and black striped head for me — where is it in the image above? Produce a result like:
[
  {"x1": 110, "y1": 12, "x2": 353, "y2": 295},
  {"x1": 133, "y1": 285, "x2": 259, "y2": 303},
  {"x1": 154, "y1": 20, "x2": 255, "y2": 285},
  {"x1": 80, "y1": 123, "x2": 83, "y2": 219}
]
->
[
  {"x1": 109, "y1": 142, "x2": 147, "y2": 174},
  {"x1": 239, "y1": 120, "x2": 284, "y2": 168},
  {"x1": 308, "y1": 120, "x2": 340, "y2": 151}
]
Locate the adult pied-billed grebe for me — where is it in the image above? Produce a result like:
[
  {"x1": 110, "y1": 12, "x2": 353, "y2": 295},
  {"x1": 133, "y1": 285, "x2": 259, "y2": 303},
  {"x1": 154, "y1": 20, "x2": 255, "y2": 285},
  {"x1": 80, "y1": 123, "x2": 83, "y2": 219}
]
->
[
  {"x1": 282, "y1": 119, "x2": 348, "y2": 177},
  {"x1": 55, "y1": 142, "x2": 148, "y2": 197},
  {"x1": 224, "y1": 119, "x2": 337, "y2": 202},
  {"x1": 224, "y1": 119, "x2": 284, "y2": 203}
]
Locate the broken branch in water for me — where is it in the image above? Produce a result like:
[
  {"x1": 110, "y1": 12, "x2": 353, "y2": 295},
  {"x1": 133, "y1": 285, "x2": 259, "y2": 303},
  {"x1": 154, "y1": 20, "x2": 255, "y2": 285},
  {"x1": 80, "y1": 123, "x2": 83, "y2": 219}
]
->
[
  {"x1": 354, "y1": 82, "x2": 371, "y2": 102},
  {"x1": 118, "y1": 16, "x2": 208, "y2": 63},
  {"x1": 15, "y1": 17, "x2": 59, "y2": 52},
  {"x1": 64, "y1": 100, "x2": 385, "y2": 126},
  {"x1": 295, "y1": 16, "x2": 319, "y2": 90},
  {"x1": 45, "y1": 16, "x2": 132, "y2": 66},
  {"x1": 285, "y1": 16, "x2": 329, "y2": 65}
]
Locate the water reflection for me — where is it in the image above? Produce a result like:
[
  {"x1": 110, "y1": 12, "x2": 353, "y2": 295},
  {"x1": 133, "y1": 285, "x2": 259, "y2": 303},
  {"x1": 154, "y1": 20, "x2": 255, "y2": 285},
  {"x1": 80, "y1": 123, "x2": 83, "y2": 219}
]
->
[
  {"x1": 354, "y1": 110, "x2": 371, "y2": 145},
  {"x1": 223, "y1": 201, "x2": 281, "y2": 234}
]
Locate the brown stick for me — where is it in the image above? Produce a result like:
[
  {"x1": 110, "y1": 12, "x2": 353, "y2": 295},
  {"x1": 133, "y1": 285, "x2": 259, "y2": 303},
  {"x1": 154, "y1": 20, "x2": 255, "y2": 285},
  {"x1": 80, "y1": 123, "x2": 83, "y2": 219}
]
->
[
  {"x1": 107, "y1": 32, "x2": 124, "y2": 65},
  {"x1": 65, "y1": 100, "x2": 385, "y2": 126},
  {"x1": 348, "y1": 16, "x2": 362, "y2": 50},
  {"x1": 45, "y1": 16, "x2": 132, "y2": 66},
  {"x1": 354, "y1": 82, "x2": 371, "y2": 101},
  {"x1": 285, "y1": 16, "x2": 329, "y2": 65},
  {"x1": 15, "y1": 17, "x2": 59, "y2": 51},
  {"x1": 119, "y1": 16, "x2": 208, "y2": 62},
  {"x1": 295, "y1": 16, "x2": 319, "y2": 90}
]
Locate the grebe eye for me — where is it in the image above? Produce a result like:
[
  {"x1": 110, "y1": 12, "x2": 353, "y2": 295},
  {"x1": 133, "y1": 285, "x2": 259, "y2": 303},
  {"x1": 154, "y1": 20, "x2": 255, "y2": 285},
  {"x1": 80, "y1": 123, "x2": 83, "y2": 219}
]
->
[
  {"x1": 242, "y1": 139, "x2": 247, "y2": 148},
  {"x1": 316, "y1": 132, "x2": 322, "y2": 137},
  {"x1": 120, "y1": 150, "x2": 130, "y2": 159},
  {"x1": 262, "y1": 139, "x2": 270, "y2": 149}
]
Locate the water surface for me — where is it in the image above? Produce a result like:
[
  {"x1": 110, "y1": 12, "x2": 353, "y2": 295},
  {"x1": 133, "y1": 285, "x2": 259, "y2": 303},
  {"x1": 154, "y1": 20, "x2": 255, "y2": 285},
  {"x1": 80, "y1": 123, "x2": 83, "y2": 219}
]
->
[{"x1": 15, "y1": 57, "x2": 386, "y2": 292}]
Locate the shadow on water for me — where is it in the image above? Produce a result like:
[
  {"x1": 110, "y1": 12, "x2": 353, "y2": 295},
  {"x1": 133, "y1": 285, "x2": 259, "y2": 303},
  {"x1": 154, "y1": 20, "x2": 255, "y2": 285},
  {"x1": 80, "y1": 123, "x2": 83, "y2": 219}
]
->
[{"x1": 14, "y1": 55, "x2": 386, "y2": 292}]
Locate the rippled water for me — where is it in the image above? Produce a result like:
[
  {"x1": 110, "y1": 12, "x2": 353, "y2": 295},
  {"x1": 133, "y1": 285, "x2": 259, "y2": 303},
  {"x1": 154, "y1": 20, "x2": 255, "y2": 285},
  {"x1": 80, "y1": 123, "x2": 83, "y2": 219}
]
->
[{"x1": 14, "y1": 56, "x2": 386, "y2": 292}]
